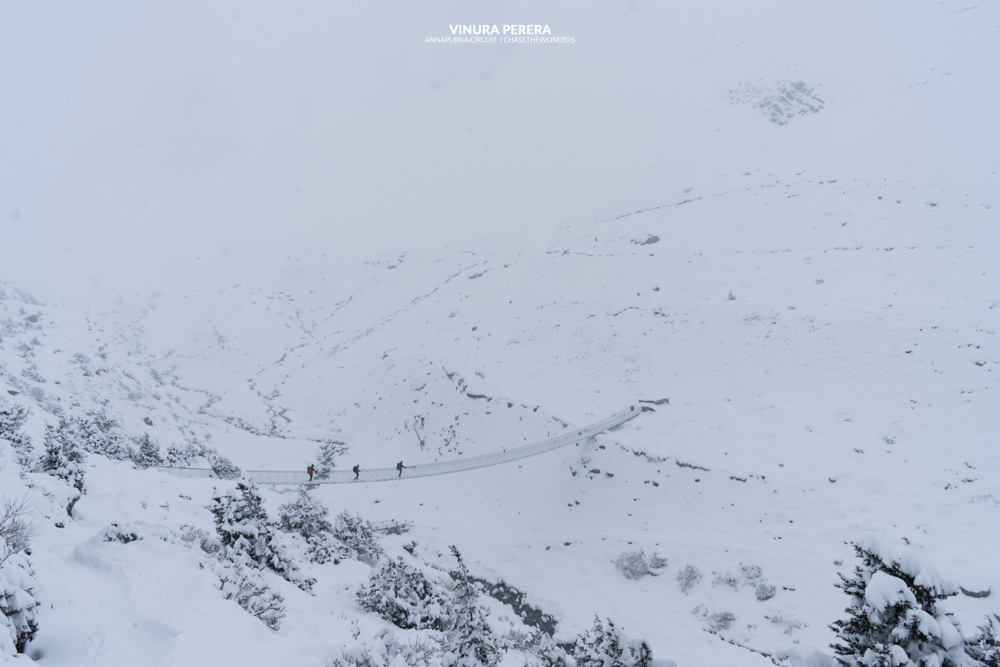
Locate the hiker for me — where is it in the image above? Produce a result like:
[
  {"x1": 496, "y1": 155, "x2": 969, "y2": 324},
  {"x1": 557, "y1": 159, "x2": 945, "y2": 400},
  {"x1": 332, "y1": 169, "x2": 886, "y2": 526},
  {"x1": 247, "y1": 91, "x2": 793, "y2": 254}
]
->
[
  {"x1": 307, "y1": 464, "x2": 314, "y2": 482},
  {"x1": 352, "y1": 464, "x2": 360, "y2": 480},
  {"x1": 396, "y1": 461, "x2": 405, "y2": 477}
]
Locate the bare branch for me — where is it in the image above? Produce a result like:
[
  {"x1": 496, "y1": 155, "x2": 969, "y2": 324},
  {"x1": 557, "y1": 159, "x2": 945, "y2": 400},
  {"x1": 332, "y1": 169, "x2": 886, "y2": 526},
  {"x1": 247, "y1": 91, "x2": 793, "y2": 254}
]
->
[{"x1": 1, "y1": 495, "x2": 33, "y2": 567}]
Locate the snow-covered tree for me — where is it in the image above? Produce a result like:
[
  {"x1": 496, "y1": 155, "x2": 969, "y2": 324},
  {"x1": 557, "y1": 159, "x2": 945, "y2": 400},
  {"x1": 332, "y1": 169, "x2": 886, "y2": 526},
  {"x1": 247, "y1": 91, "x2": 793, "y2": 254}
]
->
[
  {"x1": 0, "y1": 406, "x2": 32, "y2": 469},
  {"x1": 499, "y1": 628, "x2": 568, "y2": 667},
  {"x1": 966, "y1": 616, "x2": 1000, "y2": 667},
  {"x1": 207, "y1": 481, "x2": 310, "y2": 590},
  {"x1": 209, "y1": 453, "x2": 241, "y2": 480},
  {"x1": 213, "y1": 561, "x2": 285, "y2": 631},
  {"x1": 39, "y1": 419, "x2": 85, "y2": 492},
  {"x1": 830, "y1": 534, "x2": 976, "y2": 667},
  {"x1": 314, "y1": 440, "x2": 347, "y2": 480},
  {"x1": 77, "y1": 412, "x2": 132, "y2": 460},
  {"x1": 131, "y1": 433, "x2": 164, "y2": 468},
  {"x1": 574, "y1": 617, "x2": 652, "y2": 667},
  {"x1": 443, "y1": 546, "x2": 499, "y2": 667},
  {"x1": 0, "y1": 552, "x2": 39, "y2": 656},
  {"x1": 279, "y1": 491, "x2": 337, "y2": 563},
  {"x1": 332, "y1": 511, "x2": 383, "y2": 565},
  {"x1": 279, "y1": 492, "x2": 332, "y2": 537},
  {"x1": 357, "y1": 556, "x2": 455, "y2": 631},
  {"x1": 1, "y1": 498, "x2": 38, "y2": 656}
]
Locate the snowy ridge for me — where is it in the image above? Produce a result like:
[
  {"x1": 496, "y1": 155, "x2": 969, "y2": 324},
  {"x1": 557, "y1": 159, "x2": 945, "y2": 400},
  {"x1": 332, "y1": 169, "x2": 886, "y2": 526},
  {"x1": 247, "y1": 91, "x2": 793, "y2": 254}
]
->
[{"x1": 154, "y1": 406, "x2": 641, "y2": 484}]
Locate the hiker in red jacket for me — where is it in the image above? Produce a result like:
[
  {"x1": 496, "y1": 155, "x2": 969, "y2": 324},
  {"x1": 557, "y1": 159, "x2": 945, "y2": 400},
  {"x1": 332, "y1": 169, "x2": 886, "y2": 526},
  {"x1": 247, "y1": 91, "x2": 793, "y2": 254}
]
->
[{"x1": 307, "y1": 465, "x2": 314, "y2": 482}]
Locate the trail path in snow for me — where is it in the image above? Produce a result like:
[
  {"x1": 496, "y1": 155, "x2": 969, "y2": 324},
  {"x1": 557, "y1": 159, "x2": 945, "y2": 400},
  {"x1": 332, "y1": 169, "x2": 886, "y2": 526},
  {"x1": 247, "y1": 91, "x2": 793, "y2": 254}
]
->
[{"x1": 154, "y1": 405, "x2": 642, "y2": 484}]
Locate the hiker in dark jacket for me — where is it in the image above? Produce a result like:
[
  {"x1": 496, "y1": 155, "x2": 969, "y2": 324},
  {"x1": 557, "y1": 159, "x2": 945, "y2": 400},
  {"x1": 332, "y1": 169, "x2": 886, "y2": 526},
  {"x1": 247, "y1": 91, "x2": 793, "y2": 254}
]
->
[
  {"x1": 352, "y1": 464, "x2": 360, "y2": 480},
  {"x1": 396, "y1": 461, "x2": 405, "y2": 477},
  {"x1": 307, "y1": 465, "x2": 314, "y2": 482}
]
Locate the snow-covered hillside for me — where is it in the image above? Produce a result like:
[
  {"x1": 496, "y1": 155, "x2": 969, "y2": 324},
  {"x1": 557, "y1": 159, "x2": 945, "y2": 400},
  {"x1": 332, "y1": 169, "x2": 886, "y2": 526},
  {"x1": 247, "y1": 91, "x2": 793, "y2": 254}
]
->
[{"x1": 2, "y1": 1, "x2": 999, "y2": 666}]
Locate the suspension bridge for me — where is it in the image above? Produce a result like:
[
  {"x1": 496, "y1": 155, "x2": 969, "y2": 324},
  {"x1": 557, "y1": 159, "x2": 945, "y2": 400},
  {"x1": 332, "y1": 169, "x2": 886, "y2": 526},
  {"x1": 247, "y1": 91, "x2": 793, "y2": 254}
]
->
[{"x1": 153, "y1": 405, "x2": 641, "y2": 485}]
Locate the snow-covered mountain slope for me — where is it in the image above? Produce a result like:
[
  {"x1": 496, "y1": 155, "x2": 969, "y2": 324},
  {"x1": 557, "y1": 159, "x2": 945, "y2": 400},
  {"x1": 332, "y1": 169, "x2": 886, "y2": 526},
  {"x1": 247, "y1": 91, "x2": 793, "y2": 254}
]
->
[
  {"x1": 2, "y1": 1, "x2": 999, "y2": 666},
  {"x1": 2, "y1": 162, "x2": 997, "y2": 665}
]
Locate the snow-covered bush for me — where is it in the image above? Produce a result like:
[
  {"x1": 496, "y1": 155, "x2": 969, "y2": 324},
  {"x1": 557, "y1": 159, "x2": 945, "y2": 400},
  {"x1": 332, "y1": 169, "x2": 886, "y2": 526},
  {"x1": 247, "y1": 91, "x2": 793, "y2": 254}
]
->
[
  {"x1": 279, "y1": 492, "x2": 332, "y2": 538},
  {"x1": 214, "y1": 562, "x2": 285, "y2": 631},
  {"x1": 207, "y1": 481, "x2": 310, "y2": 590},
  {"x1": 165, "y1": 444, "x2": 193, "y2": 466},
  {"x1": 209, "y1": 453, "x2": 241, "y2": 480},
  {"x1": 443, "y1": 546, "x2": 499, "y2": 667},
  {"x1": 499, "y1": 628, "x2": 567, "y2": 667},
  {"x1": 755, "y1": 582, "x2": 776, "y2": 601},
  {"x1": 830, "y1": 534, "x2": 976, "y2": 667},
  {"x1": 39, "y1": 419, "x2": 86, "y2": 492},
  {"x1": 677, "y1": 565, "x2": 702, "y2": 594},
  {"x1": 0, "y1": 552, "x2": 39, "y2": 655},
  {"x1": 706, "y1": 612, "x2": 735, "y2": 632},
  {"x1": 77, "y1": 412, "x2": 132, "y2": 460},
  {"x1": 614, "y1": 550, "x2": 665, "y2": 580},
  {"x1": 1, "y1": 498, "x2": 38, "y2": 656},
  {"x1": 966, "y1": 616, "x2": 1000, "y2": 667},
  {"x1": 574, "y1": 617, "x2": 652, "y2": 667},
  {"x1": 0, "y1": 406, "x2": 33, "y2": 469},
  {"x1": 279, "y1": 492, "x2": 338, "y2": 563},
  {"x1": 101, "y1": 522, "x2": 141, "y2": 544},
  {"x1": 131, "y1": 433, "x2": 164, "y2": 468},
  {"x1": 177, "y1": 524, "x2": 221, "y2": 556},
  {"x1": 358, "y1": 556, "x2": 455, "y2": 631},
  {"x1": 331, "y1": 627, "x2": 440, "y2": 667},
  {"x1": 332, "y1": 511, "x2": 383, "y2": 566}
]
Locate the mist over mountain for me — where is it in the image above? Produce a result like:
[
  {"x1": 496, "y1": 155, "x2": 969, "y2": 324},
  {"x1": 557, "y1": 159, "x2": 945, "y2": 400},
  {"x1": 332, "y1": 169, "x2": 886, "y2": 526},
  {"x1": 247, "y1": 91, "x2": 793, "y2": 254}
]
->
[{"x1": 1, "y1": 2, "x2": 998, "y2": 666}]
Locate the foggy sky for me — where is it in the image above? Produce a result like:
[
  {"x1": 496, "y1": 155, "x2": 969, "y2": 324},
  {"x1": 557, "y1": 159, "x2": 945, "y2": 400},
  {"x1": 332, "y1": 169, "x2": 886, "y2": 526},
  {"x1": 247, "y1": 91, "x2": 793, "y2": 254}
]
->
[{"x1": 1, "y1": 0, "x2": 996, "y2": 295}]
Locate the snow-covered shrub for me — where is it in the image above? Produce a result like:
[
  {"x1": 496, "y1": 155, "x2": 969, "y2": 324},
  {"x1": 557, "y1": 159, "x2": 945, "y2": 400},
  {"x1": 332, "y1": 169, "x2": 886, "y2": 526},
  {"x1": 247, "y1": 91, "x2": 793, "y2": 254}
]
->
[
  {"x1": 214, "y1": 562, "x2": 285, "y2": 631},
  {"x1": 0, "y1": 552, "x2": 39, "y2": 655},
  {"x1": 209, "y1": 453, "x2": 241, "y2": 480},
  {"x1": 101, "y1": 522, "x2": 141, "y2": 544},
  {"x1": 331, "y1": 628, "x2": 440, "y2": 667},
  {"x1": 165, "y1": 445, "x2": 191, "y2": 466},
  {"x1": 574, "y1": 616, "x2": 652, "y2": 667},
  {"x1": 177, "y1": 525, "x2": 221, "y2": 556},
  {"x1": 648, "y1": 553, "x2": 667, "y2": 572},
  {"x1": 755, "y1": 583, "x2": 776, "y2": 601},
  {"x1": 0, "y1": 406, "x2": 33, "y2": 469},
  {"x1": 314, "y1": 440, "x2": 347, "y2": 480},
  {"x1": 710, "y1": 562, "x2": 775, "y2": 600},
  {"x1": 614, "y1": 550, "x2": 664, "y2": 580},
  {"x1": 615, "y1": 550, "x2": 651, "y2": 580},
  {"x1": 677, "y1": 565, "x2": 702, "y2": 594},
  {"x1": 77, "y1": 413, "x2": 132, "y2": 460},
  {"x1": 131, "y1": 433, "x2": 164, "y2": 468},
  {"x1": 304, "y1": 533, "x2": 340, "y2": 565},
  {"x1": 443, "y1": 546, "x2": 499, "y2": 667},
  {"x1": 279, "y1": 492, "x2": 332, "y2": 538},
  {"x1": 1, "y1": 497, "x2": 38, "y2": 656},
  {"x1": 333, "y1": 511, "x2": 383, "y2": 566},
  {"x1": 279, "y1": 492, "x2": 339, "y2": 563},
  {"x1": 39, "y1": 419, "x2": 86, "y2": 492},
  {"x1": 966, "y1": 616, "x2": 1000, "y2": 667},
  {"x1": 706, "y1": 612, "x2": 735, "y2": 632},
  {"x1": 358, "y1": 556, "x2": 455, "y2": 631},
  {"x1": 208, "y1": 481, "x2": 310, "y2": 590},
  {"x1": 830, "y1": 534, "x2": 975, "y2": 667},
  {"x1": 499, "y1": 628, "x2": 567, "y2": 667}
]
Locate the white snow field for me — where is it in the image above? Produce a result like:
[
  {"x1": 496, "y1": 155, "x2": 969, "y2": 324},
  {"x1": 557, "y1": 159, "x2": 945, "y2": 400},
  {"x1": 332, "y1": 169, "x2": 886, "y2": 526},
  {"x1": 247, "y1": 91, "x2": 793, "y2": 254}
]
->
[{"x1": 1, "y1": 1, "x2": 998, "y2": 666}]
